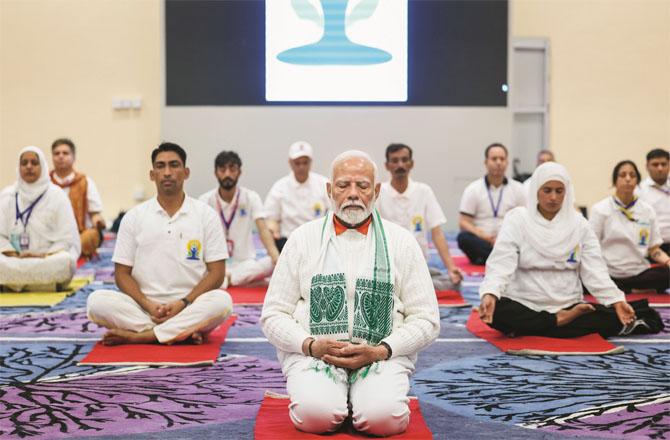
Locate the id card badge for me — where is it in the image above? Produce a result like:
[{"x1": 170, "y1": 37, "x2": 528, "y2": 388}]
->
[
  {"x1": 226, "y1": 239, "x2": 235, "y2": 256},
  {"x1": 9, "y1": 233, "x2": 21, "y2": 252},
  {"x1": 19, "y1": 232, "x2": 30, "y2": 251}
]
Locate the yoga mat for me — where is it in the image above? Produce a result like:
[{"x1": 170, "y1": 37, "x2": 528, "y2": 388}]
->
[
  {"x1": 78, "y1": 315, "x2": 237, "y2": 366},
  {"x1": 452, "y1": 255, "x2": 485, "y2": 275},
  {"x1": 436, "y1": 290, "x2": 469, "y2": 308},
  {"x1": 584, "y1": 292, "x2": 670, "y2": 307},
  {"x1": 0, "y1": 277, "x2": 91, "y2": 308},
  {"x1": 227, "y1": 286, "x2": 267, "y2": 304},
  {"x1": 254, "y1": 392, "x2": 433, "y2": 440},
  {"x1": 466, "y1": 309, "x2": 624, "y2": 356}
]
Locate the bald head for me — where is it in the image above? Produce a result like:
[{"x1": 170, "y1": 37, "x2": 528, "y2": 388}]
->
[{"x1": 328, "y1": 150, "x2": 381, "y2": 226}]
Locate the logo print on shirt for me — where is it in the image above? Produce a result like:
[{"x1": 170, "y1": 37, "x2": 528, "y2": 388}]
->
[
  {"x1": 239, "y1": 205, "x2": 247, "y2": 217},
  {"x1": 313, "y1": 202, "x2": 323, "y2": 217},
  {"x1": 186, "y1": 239, "x2": 202, "y2": 261},
  {"x1": 638, "y1": 228, "x2": 649, "y2": 246},
  {"x1": 412, "y1": 215, "x2": 423, "y2": 232},
  {"x1": 566, "y1": 245, "x2": 580, "y2": 263}
]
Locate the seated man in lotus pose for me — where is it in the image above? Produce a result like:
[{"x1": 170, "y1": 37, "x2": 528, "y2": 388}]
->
[
  {"x1": 86, "y1": 142, "x2": 232, "y2": 345},
  {"x1": 0, "y1": 146, "x2": 80, "y2": 291},
  {"x1": 200, "y1": 150, "x2": 279, "y2": 287},
  {"x1": 638, "y1": 148, "x2": 670, "y2": 254},
  {"x1": 591, "y1": 160, "x2": 670, "y2": 293},
  {"x1": 261, "y1": 150, "x2": 440, "y2": 436},
  {"x1": 478, "y1": 162, "x2": 663, "y2": 338}
]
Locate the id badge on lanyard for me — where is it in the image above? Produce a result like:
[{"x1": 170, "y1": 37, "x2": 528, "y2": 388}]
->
[{"x1": 226, "y1": 239, "x2": 235, "y2": 256}]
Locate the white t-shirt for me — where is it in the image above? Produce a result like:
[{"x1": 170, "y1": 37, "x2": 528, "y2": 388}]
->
[
  {"x1": 377, "y1": 179, "x2": 446, "y2": 258},
  {"x1": 638, "y1": 176, "x2": 670, "y2": 243},
  {"x1": 459, "y1": 177, "x2": 526, "y2": 236},
  {"x1": 264, "y1": 172, "x2": 329, "y2": 238},
  {"x1": 199, "y1": 186, "x2": 264, "y2": 262},
  {"x1": 590, "y1": 196, "x2": 662, "y2": 278},
  {"x1": 52, "y1": 172, "x2": 104, "y2": 228},
  {"x1": 113, "y1": 196, "x2": 229, "y2": 298}
]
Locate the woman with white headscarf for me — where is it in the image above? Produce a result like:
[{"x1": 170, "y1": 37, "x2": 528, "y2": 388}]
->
[
  {"x1": 478, "y1": 162, "x2": 663, "y2": 337},
  {"x1": 0, "y1": 146, "x2": 80, "y2": 291}
]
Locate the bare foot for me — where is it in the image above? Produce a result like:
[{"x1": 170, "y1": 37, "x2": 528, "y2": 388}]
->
[
  {"x1": 191, "y1": 332, "x2": 205, "y2": 345},
  {"x1": 556, "y1": 303, "x2": 595, "y2": 327},
  {"x1": 101, "y1": 329, "x2": 157, "y2": 346}
]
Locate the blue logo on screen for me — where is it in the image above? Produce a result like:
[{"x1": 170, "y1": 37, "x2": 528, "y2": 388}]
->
[{"x1": 278, "y1": 0, "x2": 392, "y2": 65}]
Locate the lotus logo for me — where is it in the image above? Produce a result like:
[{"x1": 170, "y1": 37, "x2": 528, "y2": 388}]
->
[{"x1": 278, "y1": 0, "x2": 392, "y2": 65}]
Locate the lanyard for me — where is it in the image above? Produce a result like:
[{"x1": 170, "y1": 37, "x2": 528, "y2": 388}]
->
[
  {"x1": 613, "y1": 196, "x2": 637, "y2": 222},
  {"x1": 15, "y1": 191, "x2": 46, "y2": 229},
  {"x1": 651, "y1": 184, "x2": 670, "y2": 196},
  {"x1": 486, "y1": 182, "x2": 504, "y2": 218},
  {"x1": 215, "y1": 189, "x2": 240, "y2": 232}
]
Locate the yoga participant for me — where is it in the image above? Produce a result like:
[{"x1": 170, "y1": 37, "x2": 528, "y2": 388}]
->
[
  {"x1": 591, "y1": 160, "x2": 670, "y2": 293},
  {"x1": 457, "y1": 143, "x2": 526, "y2": 265},
  {"x1": 50, "y1": 138, "x2": 106, "y2": 258},
  {"x1": 264, "y1": 141, "x2": 329, "y2": 252},
  {"x1": 377, "y1": 143, "x2": 463, "y2": 290},
  {"x1": 0, "y1": 146, "x2": 80, "y2": 291},
  {"x1": 87, "y1": 142, "x2": 232, "y2": 345},
  {"x1": 261, "y1": 150, "x2": 439, "y2": 436},
  {"x1": 200, "y1": 150, "x2": 279, "y2": 286},
  {"x1": 638, "y1": 148, "x2": 670, "y2": 254},
  {"x1": 478, "y1": 162, "x2": 663, "y2": 338},
  {"x1": 523, "y1": 149, "x2": 555, "y2": 192}
]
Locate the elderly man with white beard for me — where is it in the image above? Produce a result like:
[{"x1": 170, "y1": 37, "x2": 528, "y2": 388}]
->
[{"x1": 261, "y1": 150, "x2": 440, "y2": 436}]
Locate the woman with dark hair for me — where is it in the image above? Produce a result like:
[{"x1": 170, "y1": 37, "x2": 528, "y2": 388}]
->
[{"x1": 590, "y1": 160, "x2": 670, "y2": 293}]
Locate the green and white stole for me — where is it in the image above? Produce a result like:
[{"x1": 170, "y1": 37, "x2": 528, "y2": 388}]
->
[{"x1": 309, "y1": 209, "x2": 394, "y2": 345}]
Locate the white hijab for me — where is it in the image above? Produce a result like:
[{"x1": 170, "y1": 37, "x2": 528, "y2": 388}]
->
[
  {"x1": 522, "y1": 162, "x2": 583, "y2": 259},
  {"x1": 15, "y1": 146, "x2": 52, "y2": 205}
]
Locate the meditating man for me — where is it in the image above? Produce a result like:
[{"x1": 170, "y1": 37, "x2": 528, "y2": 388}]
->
[
  {"x1": 261, "y1": 151, "x2": 440, "y2": 436},
  {"x1": 0, "y1": 146, "x2": 80, "y2": 291},
  {"x1": 50, "y1": 138, "x2": 106, "y2": 258},
  {"x1": 87, "y1": 142, "x2": 233, "y2": 345},
  {"x1": 457, "y1": 143, "x2": 526, "y2": 265},
  {"x1": 264, "y1": 141, "x2": 329, "y2": 252},
  {"x1": 200, "y1": 150, "x2": 279, "y2": 286},
  {"x1": 638, "y1": 148, "x2": 670, "y2": 254},
  {"x1": 478, "y1": 162, "x2": 663, "y2": 338},
  {"x1": 523, "y1": 149, "x2": 555, "y2": 192},
  {"x1": 377, "y1": 143, "x2": 463, "y2": 290},
  {"x1": 591, "y1": 160, "x2": 670, "y2": 293}
]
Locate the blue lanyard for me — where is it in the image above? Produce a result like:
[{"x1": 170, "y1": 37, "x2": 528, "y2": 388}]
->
[
  {"x1": 486, "y1": 181, "x2": 504, "y2": 218},
  {"x1": 215, "y1": 189, "x2": 240, "y2": 232},
  {"x1": 15, "y1": 191, "x2": 46, "y2": 228}
]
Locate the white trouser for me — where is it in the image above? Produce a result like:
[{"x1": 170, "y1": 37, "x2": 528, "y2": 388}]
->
[
  {"x1": 283, "y1": 354, "x2": 414, "y2": 436},
  {"x1": 0, "y1": 250, "x2": 73, "y2": 291},
  {"x1": 86, "y1": 289, "x2": 233, "y2": 343},
  {"x1": 228, "y1": 256, "x2": 273, "y2": 286}
]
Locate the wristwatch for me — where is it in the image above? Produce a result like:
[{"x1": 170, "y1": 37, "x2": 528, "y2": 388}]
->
[{"x1": 181, "y1": 297, "x2": 192, "y2": 307}]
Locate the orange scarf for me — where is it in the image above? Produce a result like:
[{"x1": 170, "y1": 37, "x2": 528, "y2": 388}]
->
[{"x1": 50, "y1": 170, "x2": 88, "y2": 232}]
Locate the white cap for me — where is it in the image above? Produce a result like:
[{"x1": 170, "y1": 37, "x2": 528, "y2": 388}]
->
[{"x1": 288, "y1": 141, "x2": 313, "y2": 160}]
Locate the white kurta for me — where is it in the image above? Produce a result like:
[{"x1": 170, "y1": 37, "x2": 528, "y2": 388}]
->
[
  {"x1": 479, "y1": 208, "x2": 625, "y2": 313},
  {"x1": 459, "y1": 177, "x2": 526, "y2": 236},
  {"x1": 263, "y1": 172, "x2": 330, "y2": 238},
  {"x1": 638, "y1": 177, "x2": 670, "y2": 243},
  {"x1": 590, "y1": 197, "x2": 662, "y2": 278}
]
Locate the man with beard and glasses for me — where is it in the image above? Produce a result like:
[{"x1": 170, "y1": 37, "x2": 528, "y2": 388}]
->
[
  {"x1": 457, "y1": 143, "x2": 526, "y2": 265},
  {"x1": 86, "y1": 143, "x2": 232, "y2": 345},
  {"x1": 261, "y1": 150, "x2": 439, "y2": 436},
  {"x1": 638, "y1": 148, "x2": 670, "y2": 254},
  {"x1": 377, "y1": 143, "x2": 463, "y2": 291},
  {"x1": 199, "y1": 150, "x2": 279, "y2": 287}
]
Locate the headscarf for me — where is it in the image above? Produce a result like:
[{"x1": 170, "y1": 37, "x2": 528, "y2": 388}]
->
[
  {"x1": 15, "y1": 146, "x2": 52, "y2": 205},
  {"x1": 522, "y1": 162, "x2": 583, "y2": 259}
]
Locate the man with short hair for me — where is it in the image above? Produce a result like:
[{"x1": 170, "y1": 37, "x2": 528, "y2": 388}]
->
[
  {"x1": 457, "y1": 143, "x2": 526, "y2": 265},
  {"x1": 523, "y1": 149, "x2": 556, "y2": 193},
  {"x1": 87, "y1": 142, "x2": 232, "y2": 345},
  {"x1": 639, "y1": 148, "x2": 670, "y2": 254},
  {"x1": 261, "y1": 150, "x2": 439, "y2": 436},
  {"x1": 377, "y1": 143, "x2": 462, "y2": 290},
  {"x1": 264, "y1": 141, "x2": 329, "y2": 252},
  {"x1": 200, "y1": 151, "x2": 279, "y2": 286},
  {"x1": 50, "y1": 138, "x2": 106, "y2": 258}
]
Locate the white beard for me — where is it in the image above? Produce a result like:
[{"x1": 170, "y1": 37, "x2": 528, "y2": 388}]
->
[{"x1": 332, "y1": 197, "x2": 375, "y2": 225}]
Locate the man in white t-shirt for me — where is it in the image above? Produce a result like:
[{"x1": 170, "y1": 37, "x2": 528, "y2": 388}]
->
[
  {"x1": 86, "y1": 142, "x2": 232, "y2": 345},
  {"x1": 264, "y1": 141, "x2": 329, "y2": 252},
  {"x1": 377, "y1": 143, "x2": 462, "y2": 290},
  {"x1": 458, "y1": 143, "x2": 526, "y2": 265},
  {"x1": 522, "y1": 149, "x2": 555, "y2": 194},
  {"x1": 49, "y1": 138, "x2": 106, "y2": 258},
  {"x1": 200, "y1": 151, "x2": 279, "y2": 286},
  {"x1": 638, "y1": 148, "x2": 670, "y2": 254}
]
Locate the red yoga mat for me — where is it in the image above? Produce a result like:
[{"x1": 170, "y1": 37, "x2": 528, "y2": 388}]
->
[
  {"x1": 227, "y1": 286, "x2": 267, "y2": 304},
  {"x1": 465, "y1": 309, "x2": 624, "y2": 355},
  {"x1": 452, "y1": 255, "x2": 486, "y2": 275},
  {"x1": 436, "y1": 290, "x2": 469, "y2": 308},
  {"x1": 254, "y1": 392, "x2": 433, "y2": 439},
  {"x1": 78, "y1": 315, "x2": 237, "y2": 366},
  {"x1": 584, "y1": 292, "x2": 670, "y2": 307}
]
